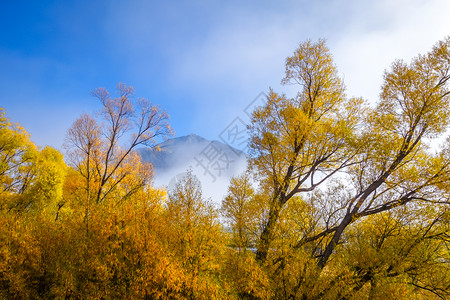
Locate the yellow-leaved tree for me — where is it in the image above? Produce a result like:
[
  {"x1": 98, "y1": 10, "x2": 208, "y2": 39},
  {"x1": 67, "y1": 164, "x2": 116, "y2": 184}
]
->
[
  {"x1": 249, "y1": 39, "x2": 364, "y2": 263},
  {"x1": 248, "y1": 37, "x2": 450, "y2": 299},
  {"x1": 165, "y1": 170, "x2": 227, "y2": 299},
  {"x1": 64, "y1": 83, "x2": 172, "y2": 229}
]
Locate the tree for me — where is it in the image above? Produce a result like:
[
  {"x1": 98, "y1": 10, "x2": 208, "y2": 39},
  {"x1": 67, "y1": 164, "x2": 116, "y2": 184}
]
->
[
  {"x1": 222, "y1": 172, "x2": 263, "y2": 250},
  {"x1": 0, "y1": 108, "x2": 67, "y2": 215},
  {"x1": 165, "y1": 170, "x2": 226, "y2": 299},
  {"x1": 249, "y1": 39, "x2": 364, "y2": 262},
  {"x1": 20, "y1": 146, "x2": 67, "y2": 217},
  {"x1": 0, "y1": 110, "x2": 69, "y2": 298},
  {"x1": 333, "y1": 207, "x2": 450, "y2": 299},
  {"x1": 249, "y1": 36, "x2": 450, "y2": 295},
  {"x1": 0, "y1": 108, "x2": 37, "y2": 204},
  {"x1": 315, "y1": 37, "x2": 450, "y2": 268},
  {"x1": 65, "y1": 83, "x2": 172, "y2": 213}
]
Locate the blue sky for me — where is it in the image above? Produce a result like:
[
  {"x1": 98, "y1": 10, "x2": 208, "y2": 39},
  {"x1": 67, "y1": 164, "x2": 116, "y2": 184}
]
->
[{"x1": 1, "y1": 0, "x2": 450, "y2": 150}]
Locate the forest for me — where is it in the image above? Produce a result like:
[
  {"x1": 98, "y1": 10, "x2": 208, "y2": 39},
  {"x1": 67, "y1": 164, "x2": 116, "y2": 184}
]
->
[{"x1": 1, "y1": 38, "x2": 450, "y2": 299}]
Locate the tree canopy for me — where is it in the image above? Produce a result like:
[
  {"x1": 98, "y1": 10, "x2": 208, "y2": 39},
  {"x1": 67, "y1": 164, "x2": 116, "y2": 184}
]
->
[{"x1": 1, "y1": 38, "x2": 450, "y2": 299}]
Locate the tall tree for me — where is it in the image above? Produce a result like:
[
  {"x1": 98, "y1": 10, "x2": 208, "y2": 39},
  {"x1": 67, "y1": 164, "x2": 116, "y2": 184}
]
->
[
  {"x1": 315, "y1": 37, "x2": 450, "y2": 268},
  {"x1": 222, "y1": 172, "x2": 264, "y2": 251},
  {"x1": 65, "y1": 83, "x2": 172, "y2": 206},
  {"x1": 250, "y1": 37, "x2": 450, "y2": 276},
  {"x1": 166, "y1": 170, "x2": 226, "y2": 299},
  {"x1": 0, "y1": 108, "x2": 37, "y2": 201},
  {"x1": 249, "y1": 40, "x2": 364, "y2": 262}
]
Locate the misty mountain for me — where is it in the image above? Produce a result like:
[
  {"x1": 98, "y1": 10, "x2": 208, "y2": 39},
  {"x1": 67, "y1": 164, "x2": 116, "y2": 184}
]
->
[{"x1": 138, "y1": 134, "x2": 248, "y2": 204}]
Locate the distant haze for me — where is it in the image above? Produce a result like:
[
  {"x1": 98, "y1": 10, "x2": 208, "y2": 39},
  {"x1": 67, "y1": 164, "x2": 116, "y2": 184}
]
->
[{"x1": 138, "y1": 134, "x2": 248, "y2": 206}]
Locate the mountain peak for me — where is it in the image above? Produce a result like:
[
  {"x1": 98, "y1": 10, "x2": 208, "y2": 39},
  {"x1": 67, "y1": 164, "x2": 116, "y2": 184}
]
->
[
  {"x1": 137, "y1": 134, "x2": 248, "y2": 203},
  {"x1": 180, "y1": 133, "x2": 207, "y2": 143}
]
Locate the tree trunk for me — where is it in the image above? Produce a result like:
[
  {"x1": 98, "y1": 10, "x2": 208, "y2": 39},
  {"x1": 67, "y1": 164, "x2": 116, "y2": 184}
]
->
[
  {"x1": 318, "y1": 213, "x2": 353, "y2": 269},
  {"x1": 256, "y1": 199, "x2": 282, "y2": 262}
]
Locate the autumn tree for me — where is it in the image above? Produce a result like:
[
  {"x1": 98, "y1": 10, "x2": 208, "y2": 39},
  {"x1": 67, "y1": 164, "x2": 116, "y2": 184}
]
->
[
  {"x1": 221, "y1": 173, "x2": 273, "y2": 299},
  {"x1": 65, "y1": 83, "x2": 172, "y2": 211},
  {"x1": 222, "y1": 172, "x2": 265, "y2": 250},
  {"x1": 248, "y1": 37, "x2": 450, "y2": 298},
  {"x1": 0, "y1": 108, "x2": 67, "y2": 217},
  {"x1": 0, "y1": 109, "x2": 69, "y2": 298},
  {"x1": 165, "y1": 170, "x2": 227, "y2": 299},
  {"x1": 313, "y1": 37, "x2": 450, "y2": 269},
  {"x1": 249, "y1": 40, "x2": 364, "y2": 262},
  {"x1": 337, "y1": 207, "x2": 450, "y2": 299},
  {"x1": 0, "y1": 108, "x2": 37, "y2": 206}
]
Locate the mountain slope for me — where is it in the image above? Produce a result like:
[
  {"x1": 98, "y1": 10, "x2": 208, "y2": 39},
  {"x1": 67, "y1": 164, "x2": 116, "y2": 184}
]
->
[{"x1": 138, "y1": 134, "x2": 247, "y2": 203}]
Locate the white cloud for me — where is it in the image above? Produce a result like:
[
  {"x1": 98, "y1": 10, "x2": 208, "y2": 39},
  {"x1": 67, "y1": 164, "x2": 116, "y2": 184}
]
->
[
  {"x1": 97, "y1": 0, "x2": 450, "y2": 140},
  {"x1": 168, "y1": 0, "x2": 450, "y2": 107},
  {"x1": 331, "y1": 0, "x2": 450, "y2": 103}
]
